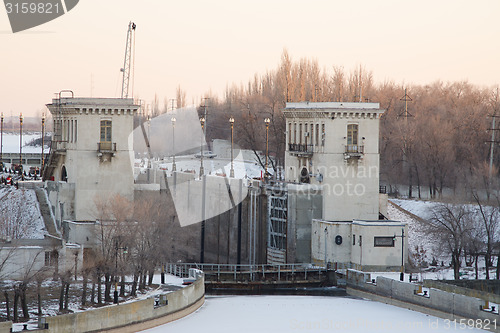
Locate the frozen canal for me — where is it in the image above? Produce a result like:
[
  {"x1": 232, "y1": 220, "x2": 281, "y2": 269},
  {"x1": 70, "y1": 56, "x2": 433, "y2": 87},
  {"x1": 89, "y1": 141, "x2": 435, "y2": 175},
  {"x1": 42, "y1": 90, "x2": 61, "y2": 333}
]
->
[{"x1": 142, "y1": 295, "x2": 488, "y2": 332}]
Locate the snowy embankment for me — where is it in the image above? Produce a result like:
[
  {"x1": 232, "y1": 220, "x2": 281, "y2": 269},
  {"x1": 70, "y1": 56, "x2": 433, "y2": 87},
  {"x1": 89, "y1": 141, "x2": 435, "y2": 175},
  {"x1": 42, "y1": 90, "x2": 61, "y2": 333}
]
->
[
  {"x1": 141, "y1": 295, "x2": 486, "y2": 333},
  {"x1": 0, "y1": 186, "x2": 45, "y2": 239},
  {"x1": 387, "y1": 199, "x2": 498, "y2": 280}
]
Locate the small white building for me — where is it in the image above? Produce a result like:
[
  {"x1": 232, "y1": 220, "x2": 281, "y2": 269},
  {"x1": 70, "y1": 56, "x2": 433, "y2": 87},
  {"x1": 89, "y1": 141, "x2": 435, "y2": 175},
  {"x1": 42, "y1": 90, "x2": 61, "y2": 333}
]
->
[
  {"x1": 311, "y1": 219, "x2": 408, "y2": 271},
  {"x1": 43, "y1": 95, "x2": 139, "y2": 223}
]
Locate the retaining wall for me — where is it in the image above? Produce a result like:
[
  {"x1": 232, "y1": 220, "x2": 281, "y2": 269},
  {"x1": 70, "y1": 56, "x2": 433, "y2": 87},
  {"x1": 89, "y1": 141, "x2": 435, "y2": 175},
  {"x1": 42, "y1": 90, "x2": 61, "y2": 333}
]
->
[
  {"x1": 9, "y1": 275, "x2": 204, "y2": 333},
  {"x1": 346, "y1": 270, "x2": 500, "y2": 332}
]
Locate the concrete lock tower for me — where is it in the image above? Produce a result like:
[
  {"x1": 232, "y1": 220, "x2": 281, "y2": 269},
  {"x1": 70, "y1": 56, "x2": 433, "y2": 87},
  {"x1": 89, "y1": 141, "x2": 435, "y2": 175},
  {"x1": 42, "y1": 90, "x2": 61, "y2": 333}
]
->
[
  {"x1": 283, "y1": 102, "x2": 384, "y2": 221},
  {"x1": 43, "y1": 93, "x2": 139, "y2": 222}
]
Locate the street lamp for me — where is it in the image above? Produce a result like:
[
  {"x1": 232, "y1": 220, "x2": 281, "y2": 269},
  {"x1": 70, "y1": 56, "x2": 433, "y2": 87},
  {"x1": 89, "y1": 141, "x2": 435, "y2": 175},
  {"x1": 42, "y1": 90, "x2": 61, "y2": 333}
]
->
[
  {"x1": 394, "y1": 228, "x2": 405, "y2": 281},
  {"x1": 171, "y1": 117, "x2": 176, "y2": 172},
  {"x1": 264, "y1": 118, "x2": 271, "y2": 180},
  {"x1": 199, "y1": 117, "x2": 205, "y2": 177},
  {"x1": 229, "y1": 116, "x2": 235, "y2": 178},
  {"x1": 114, "y1": 242, "x2": 128, "y2": 304},
  {"x1": 41, "y1": 113, "x2": 46, "y2": 172},
  {"x1": 19, "y1": 113, "x2": 23, "y2": 170},
  {"x1": 1, "y1": 112, "x2": 4, "y2": 166}
]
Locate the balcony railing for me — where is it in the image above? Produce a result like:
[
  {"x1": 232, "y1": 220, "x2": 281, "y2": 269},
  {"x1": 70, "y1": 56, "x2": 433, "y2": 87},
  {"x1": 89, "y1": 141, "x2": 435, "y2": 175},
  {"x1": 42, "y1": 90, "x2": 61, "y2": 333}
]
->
[
  {"x1": 288, "y1": 143, "x2": 314, "y2": 155},
  {"x1": 345, "y1": 144, "x2": 364, "y2": 154},
  {"x1": 98, "y1": 142, "x2": 116, "y2": 152}
]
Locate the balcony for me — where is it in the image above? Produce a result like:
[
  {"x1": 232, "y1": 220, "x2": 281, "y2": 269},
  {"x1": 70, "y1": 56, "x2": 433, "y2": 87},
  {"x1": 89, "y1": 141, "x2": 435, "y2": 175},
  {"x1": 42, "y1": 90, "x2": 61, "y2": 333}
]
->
[
  {"x1": 97, "y1": 142, "x2": 116, "y2": 160},
  {"x1": 344, "y1": 144, "x2": 364, "y2": 159},
  {"x1": 288, "y1": 143, "x2": 313, "y2": 157}
]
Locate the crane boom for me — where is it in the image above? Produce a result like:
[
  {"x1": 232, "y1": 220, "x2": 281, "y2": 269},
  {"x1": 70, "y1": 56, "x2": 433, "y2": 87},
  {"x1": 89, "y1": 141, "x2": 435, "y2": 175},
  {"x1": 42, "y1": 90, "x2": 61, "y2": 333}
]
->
[{"x1": 121, "y1": 21, "x2": 136, "y2": 98}]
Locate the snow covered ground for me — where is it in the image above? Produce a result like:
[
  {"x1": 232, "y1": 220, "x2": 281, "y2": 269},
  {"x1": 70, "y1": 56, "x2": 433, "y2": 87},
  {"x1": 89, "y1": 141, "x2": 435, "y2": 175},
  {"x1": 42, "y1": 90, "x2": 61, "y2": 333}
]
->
[
  {"x1": 1, "y1": 132, "x2": 49, "y2": 154},
  {"x1": 387, "y1": 199, "x2": 498, "y2": 280},
  {"x1": 142, "y1": 296, "x2": 487, "y2": 333}
]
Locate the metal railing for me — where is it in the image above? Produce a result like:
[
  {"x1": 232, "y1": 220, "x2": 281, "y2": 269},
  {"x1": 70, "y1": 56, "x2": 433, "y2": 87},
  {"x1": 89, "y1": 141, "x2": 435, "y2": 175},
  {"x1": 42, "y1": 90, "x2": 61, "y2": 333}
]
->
[
  {"x1": 288, "y1": 143, "x2": 313, "y2": 153},
  {"x1": 98, "y1": 142, "x2": 116, "y2": 152},
  {"x1": 165, "y1": 262, "x2": 344, "y2": 282},
  {"x1": 345, "y1": 144, "x2": 364, "y2": 154}
]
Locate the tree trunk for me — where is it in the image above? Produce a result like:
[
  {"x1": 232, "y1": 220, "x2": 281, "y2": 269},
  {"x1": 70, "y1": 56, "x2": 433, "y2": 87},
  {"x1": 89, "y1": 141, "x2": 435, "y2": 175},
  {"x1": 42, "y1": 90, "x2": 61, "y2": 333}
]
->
[
  {"x1": 485, "y1": 253, "x2": 491, "y2": 280},
  {"x1": 475, "y1": 255, "x2": 479, "y2": 280},
  {"x1": 104, "y1": 274, "x2": 112, "y2": 302},
  {"x1": 64, "y1": 282, "x2": 70, "y2": 310},
  {"x1": 496, "y1": 252, "x2": 500, "y2": 280},
  {"x1": 148, "y1": 270, "x2": 154, "y2": 286},
  {"x1": 131, "y1": 274, "x2": 138, "y2": 297},
  {"x1": 97, "y1": 274, "x2": 102, "y2": 304},
  {"x1": 81, "y1": 273, "x2": 87, "y2": 306},
  {"x1": 37, "y1": 283, "x2": 42, "y2": 316},
  {"x1": 20, "y1": 283, "x2": 29, "y2": 321},
  {"x1": 119, "y1": 275, "x2": 126, "y2": 297},
  {"x1": 91, "y1": 281, "x2": 96, "y2": 305},
  {"x1": 5, "y1": 290, "x2": 10, "y2": 321},
  {"x1": 59, "y1": 281, "x2": 65, "y2": 312},
  {"x1": 13, "y1": 286, "x2": 19, "y2": 322}
]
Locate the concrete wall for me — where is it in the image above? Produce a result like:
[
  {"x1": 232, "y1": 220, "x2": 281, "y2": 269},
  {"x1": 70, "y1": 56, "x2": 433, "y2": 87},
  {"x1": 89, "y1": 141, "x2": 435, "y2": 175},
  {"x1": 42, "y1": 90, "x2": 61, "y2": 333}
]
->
[
  {"x1": 346, "y1": 270, "x2": 500, "y2": 332},
  {"x1": 286, "y1": 184, "x2": 322, "y2": 263},
  {"x1": 41, "y1": 275, "x2": 204, "y2": 333},
  {"x1": 46, "y1": 181, "x2": 75, "y2": 229},
  {"x1": 311, "y1": 220, "x2": 351, "y2": 265}
]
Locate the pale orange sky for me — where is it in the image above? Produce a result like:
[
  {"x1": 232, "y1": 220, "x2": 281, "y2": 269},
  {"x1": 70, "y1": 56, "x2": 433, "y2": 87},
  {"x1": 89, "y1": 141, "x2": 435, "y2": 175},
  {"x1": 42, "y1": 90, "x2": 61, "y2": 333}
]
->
[{"x1": 1, "y1": 0, "x2": 499, "y2": 117}]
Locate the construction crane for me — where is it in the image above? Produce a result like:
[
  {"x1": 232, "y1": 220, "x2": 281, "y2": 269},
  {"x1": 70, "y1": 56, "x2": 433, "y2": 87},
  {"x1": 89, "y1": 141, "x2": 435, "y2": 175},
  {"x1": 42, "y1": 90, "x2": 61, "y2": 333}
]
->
[
  {"x1": 119, "y1": 22, "x2": 153, "y2": 169},
  {"x1": 120, "y1": 21, "x2": 136, "y2": 98}
]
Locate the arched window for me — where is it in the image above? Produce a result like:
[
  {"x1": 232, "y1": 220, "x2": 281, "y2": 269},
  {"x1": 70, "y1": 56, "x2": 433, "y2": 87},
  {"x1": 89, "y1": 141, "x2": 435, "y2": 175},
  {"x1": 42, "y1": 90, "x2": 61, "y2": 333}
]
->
[{"x1": 61, "y1": 165, "x2": 67, "y2": 182}]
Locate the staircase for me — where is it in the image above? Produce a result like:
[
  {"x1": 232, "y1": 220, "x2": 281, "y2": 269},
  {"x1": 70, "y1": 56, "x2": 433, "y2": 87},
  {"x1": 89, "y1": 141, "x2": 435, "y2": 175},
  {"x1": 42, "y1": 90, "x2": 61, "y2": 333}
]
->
[{"x1": 34, "y1": 187, "x2": 59, "y2": 237}]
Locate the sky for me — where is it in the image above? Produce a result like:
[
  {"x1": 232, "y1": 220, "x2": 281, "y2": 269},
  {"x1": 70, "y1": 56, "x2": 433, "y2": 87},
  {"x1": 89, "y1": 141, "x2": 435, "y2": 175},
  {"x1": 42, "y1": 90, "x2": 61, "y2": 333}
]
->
[{"x1": 1, "y1": 0, "x2": 499, "y2": 117}]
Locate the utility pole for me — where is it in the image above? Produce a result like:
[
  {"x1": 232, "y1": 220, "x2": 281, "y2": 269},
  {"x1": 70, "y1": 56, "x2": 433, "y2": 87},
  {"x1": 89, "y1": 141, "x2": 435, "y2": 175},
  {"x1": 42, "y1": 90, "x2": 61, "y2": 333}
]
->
[
  {"x1": 394, "y1": 228, "x2": 406, "y2": 281},
  {"x1": 487, "y1": 88, "x2": 500, "y2": 181},
  {"x1": 399, "y1": 88, "x2": 413, "y2": 198}
]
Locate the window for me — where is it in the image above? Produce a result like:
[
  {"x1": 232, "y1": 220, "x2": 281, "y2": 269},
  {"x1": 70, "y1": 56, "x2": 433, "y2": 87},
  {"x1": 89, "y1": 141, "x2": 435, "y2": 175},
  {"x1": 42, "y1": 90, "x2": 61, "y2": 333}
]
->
[
  {"x1": 100, "y1": 120, "x2": 112, "y2": 142},
  {"x1": 347, "y1": 124, "x2": 358, "y2": 145},
  {"x1": 74, "y1": 120, "x2": 78, "y2": 142},
  {"x1": 359, "y1": 235, "x2": 362, "y2": 246},
  {"x1": 315, "y1": 124, "x2": 319, "y2": 146},
  {"x1": 288, "y1": 122, "x2": 292, "y2": 144},
  {"x1": 45, "y1": 250, "x2": 59, "y2": 266},
  {"x1": 353, "y1": 234, "x2": 355, "y2": 245},
  {"x1": 321, "y1": 124, "x2": 325, "y2": 146},
  {"x1": 294, "y1": 123, "x2": 297, "y2": 144},
  {"x1": 309, "y1": 124, "x2": 314, "y2": 146},
  {"x1": 374, "y1": 236, "x2": 395, "y2": 247},
  {"x1": 299, "y1": 123, "x2": 302, "y2": 144}
]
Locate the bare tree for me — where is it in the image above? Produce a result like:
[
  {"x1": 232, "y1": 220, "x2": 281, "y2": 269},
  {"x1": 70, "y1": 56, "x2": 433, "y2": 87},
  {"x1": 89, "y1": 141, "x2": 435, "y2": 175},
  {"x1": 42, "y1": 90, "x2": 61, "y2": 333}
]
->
[{"x1": 427, "y1": 203, "x2": 474, "y2": 279}]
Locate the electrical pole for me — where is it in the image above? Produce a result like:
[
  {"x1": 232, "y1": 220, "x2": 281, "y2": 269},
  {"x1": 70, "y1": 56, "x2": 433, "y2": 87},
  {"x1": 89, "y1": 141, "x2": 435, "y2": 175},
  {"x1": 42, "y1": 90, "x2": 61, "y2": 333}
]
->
[{"x1": 399, "y1": 88, "x2": 413, "y2": 198}]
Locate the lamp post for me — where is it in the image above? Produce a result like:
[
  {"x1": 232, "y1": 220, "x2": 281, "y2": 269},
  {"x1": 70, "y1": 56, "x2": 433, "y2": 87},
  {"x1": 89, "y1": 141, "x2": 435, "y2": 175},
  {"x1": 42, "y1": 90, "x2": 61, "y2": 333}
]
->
[
  {"x1": 229, "y1": 116, "x2": 235, "y2": 178},
  {"x1": 171, "y1": 117, "x2": 176, "y2": 172},
  {"x1": 19, "y1": 113, "x2": 23, "y2": 170},
  {"x1": 394, "y1": 228, "x2": 405, "y2": 281},
  {"x1": 114, "y1": 242, "x2": 128, "y2": 304},
  {"x1": 41, "y1": 113, "x2": 45, "y2": 172},
  {"x1": 264, "y1": 118, "x2": 270, "y2": 180},
  {"x1": 199, "y1": 117, "x2": 205, "y2": 177},
  {"x1": 1, "y1": 112, "x2": 3, "y2": 166}
]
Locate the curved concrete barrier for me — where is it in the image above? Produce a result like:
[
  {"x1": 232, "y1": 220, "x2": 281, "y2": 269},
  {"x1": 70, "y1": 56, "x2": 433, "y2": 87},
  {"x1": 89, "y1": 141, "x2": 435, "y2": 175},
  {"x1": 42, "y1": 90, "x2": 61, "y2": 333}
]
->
[{"x1": 31, "y1": 275, "x2": 205, "y2": 333}]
